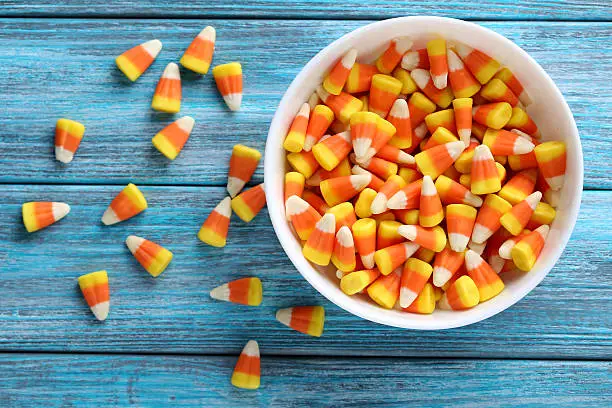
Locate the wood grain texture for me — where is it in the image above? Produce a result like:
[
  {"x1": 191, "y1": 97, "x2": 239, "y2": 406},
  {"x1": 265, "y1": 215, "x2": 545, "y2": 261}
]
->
[
  {"x1": 1, "y1": 0, "x2": 611, "y2": 20},
  {"x1": 0, "y1": 19, "x2": 610, "y2": 188},
  {"x1": 1, "y1": 354, "x2": 610, "y2": 407},
  {"x1": 0, "y1": 185, "x2": 610, "y2": 358}
]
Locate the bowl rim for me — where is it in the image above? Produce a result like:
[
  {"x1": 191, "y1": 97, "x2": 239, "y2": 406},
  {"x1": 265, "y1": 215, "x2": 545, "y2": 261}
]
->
[{"x1": 264, "y1": 16, "x2": 584, "y2": 330}]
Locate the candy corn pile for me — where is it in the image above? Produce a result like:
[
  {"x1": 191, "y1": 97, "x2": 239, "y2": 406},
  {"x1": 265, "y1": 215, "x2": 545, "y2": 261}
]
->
[
  {"x1": 22, "y1": 26, "x2": 331, "y2": 390},
  {"x1": 283, "y1": 36, "x2": 566, "y2": 313}
]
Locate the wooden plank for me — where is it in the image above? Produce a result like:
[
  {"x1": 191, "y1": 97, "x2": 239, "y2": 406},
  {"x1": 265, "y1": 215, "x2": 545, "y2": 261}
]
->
[
  {"x1": 1, "y1": 0, "x2": 611, "y2": 20},
  {"x1": 0, "y1": 186, "x2": 610, "y2": 358},
  {"x1": 0, "y1": 20, "x2": 610, "y2": 189},
  {"x1": 1, "y1": 354, "x2": 610, "y2": 407}
]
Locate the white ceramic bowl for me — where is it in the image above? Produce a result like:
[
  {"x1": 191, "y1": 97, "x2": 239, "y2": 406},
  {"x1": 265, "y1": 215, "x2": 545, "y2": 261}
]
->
[{"x1": 264, "y1": 16, "x2": 583, "y2": 330}]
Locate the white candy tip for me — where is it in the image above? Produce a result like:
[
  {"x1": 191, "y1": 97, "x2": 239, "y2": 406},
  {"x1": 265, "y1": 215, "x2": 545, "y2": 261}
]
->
[
  {"x1": 242, "y1": 340, "x2": 259, "y2": 357},
  {"x1": 226, "y1": 177, "x2": 245, "y2": 198},
  {"x1": 526, "y1": 191, "x2": 543, "y2": 209},
  {"x1": 318, "y1": 213, "x2": 336, "y2": 233},
  {"x1": 199, "y1": 26, "x2": 216, "y2": 42},
  {"x1": 176, "y1": 116, "x2": 195, "y2": 133},
  {"x1": 101, "y1": 208, "x2": 119, "y2": 225},
  {"x1": 223, "y1": 94, "x2": 242, "y2": 111},
  {"x1": 401, "y1": 51, "x2": 419, "y2": 70},
  {"x1": 446, "y1": 141, "x2": 467, "y2": 159},
  {"x1": 91, "y1": 301, "x2": 109, "y2": 321},
  {"x1": 214, "y1": 196, "x2": 232, "y2": 218},
  {"x1": 398, "y1": 151, "x2": 415, "y2": 165},
  {"x1": 55, "y1": 147, "x2": 74, "y2": 164},
  {"x1": 410, "y1": 69, "x2": 430, "y2": 89},
  {"x1": 361, "y1": 253, "x2": 375, "y2": 269},
  {"x1": 342, "y1": 48, "x2": 358, "y2": 67},
  {"x1": 514, "y1": 136, "x2": 535, "y2": 155},
  {"x1": 399, "y1": 288, "x2": 418, "y2": 308},
  {"x1": 370, "y1": 193, "x2": 388, "y2": 215},
  {"x1": 465, "y1": 192, "x2": 484, "y2": 207},
  {"x1": 276, "y1": 308, "x2": 292, "y2": 327},
  {"x1": 464, "y1": 249, "x2": 482, "y2": 270},
  {"x1": 421, "y1": 175, "x2": 437, "y2": 196},
  {"x1": 298, "y1": 103, "x2": 311, "y2": 117},
  {"x1": 454, "y1": 43, "x2": 473, "y2": 59},
  {"x1": 52, "y1": 202, "x2": 71, "y2": 220},
  {"x1": 336, "y1": 225, "x2": 354, "y2": 247},
  {"x1": 394, "y1": 37, "x2": 414, "y2": 54},
  {"x1": 390, "y1": 98, "x2": 410, "y2": 118},
  {"x1": 473, "y1": 144, "x2": 494, "y2": 161},
  {"x1": 535, "y1": 224, "x2": 550, "y2": 238},
  {"x1": 316, "y1": 85, "x2": 330, "y2": 101},
  {"x1": 459, "y1": 129, "x2": 472, "y2": 147},
  {"x1": 285, "y1": 195, "x2": 309, "y2": 217},
  {"x1": 351, "y1": 174, "x2": 372, "y2": 191},
  {"x1": 398, "y1": 224, "x2": 417, "y2": 241},
  {"x1": 142, "y1": 39, "x2": 163, "y2": 57},
  {"x1": 386, "y1": 191, "x2": 406, "y2": 210},
  {"x1": 163, "y1": 62, "x2": 180, "y2": 80},
  {"x1": 449, "y1": 233, "x2": 469, "y2": 253},
  {"x1": 471, "y1": 224, "x2": 491, "y2": 244},
  {"x1": 498, "y1": 239, "x2": 515, "y2": 259},
  {"x1": 432, "y1": 74, "x2": 448, "y2": 90},
  {"x1": 210, "y1": 282, "x2": 230, "y2": 301},
  {"x1": 446, "y1": 49, "x2": 463, "y2": 71},
  {"x1": 125, "y1": 235, "x2": 145, "y2": 254},
  {"x1": 433, "y1": 266, "x2": 452, "y2": 288}
]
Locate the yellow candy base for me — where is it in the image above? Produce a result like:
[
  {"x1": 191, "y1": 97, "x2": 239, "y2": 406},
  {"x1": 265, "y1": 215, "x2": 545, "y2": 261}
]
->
[
  {"x1": 152, "y1": 134, "x2": 179, "y2": 160},
  {"x1": 22, "y1": 202, "x2": 40, "y2": 232},
  {"x1": 312, "y1": 143, "x2": 339, "y2": 171},
  {"x1": 306, "y1": 306, "x2": 325, "y2": 337},
  {"x1": 471, "y1": 178, "x2": 501, "y2": 195},
  {"x1": 283, "y1": 130, "x2": 306, "y2": 153},
  {"x1": 511, "y1": 242, "x2": 536, "y2": 272},
  {"x1": 373, "y1": 252, "x2": 394, "y2": 276},
  {"x1": 231, "y1": 196, "x2": 256, "y2": 223},
  {"x1": 500, "y1": 213, "x2": 523, "y2": 236},
  {"x1": 146, "y1": 249, "x2": 173, "y2": 277},
  {"x1": 419, "y1": 212, "x2": 444, "y2": 228},
  {"x1": 477, "y1": 280, "x2": 505, "y2": 302},
  {"x1": 323, "y1": 77, "x2": 343, "y2": 96},
  {"x1": 303, "y1": 245, "x2": 331, "y2": 266},
  {"x1": 151, "y1": 96, "x2": 181, "y2": 113},
  {"x1": 367, "y1": 285, "x2": 396, "y2": 309},
  {"x1": 115, "y1": 55, "x2": 141, "y2": 82},
  {"x1": 453, "y1": 83, "x2": 481, "y2": 99},
  {"x1": 198, "y1": 226, "x2": 227, "y2": 248},
  {"x1": 179, "y1": 55, "x2": 211, "y2": 75},
  {"x1": 123, "y1": 183, "x2": 148, "y2": 211},
  {"x1": 231, "y1": 372, "x2": 260, "y2": 390},
  {"x1": 338, "y1": 99, "x2": 363, "y2": 123}
]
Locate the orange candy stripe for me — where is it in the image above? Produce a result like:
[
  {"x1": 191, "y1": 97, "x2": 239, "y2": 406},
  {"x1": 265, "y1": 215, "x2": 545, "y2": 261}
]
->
[{"x1": 81, "y1": 283, "x2": 110, "y2": 307}]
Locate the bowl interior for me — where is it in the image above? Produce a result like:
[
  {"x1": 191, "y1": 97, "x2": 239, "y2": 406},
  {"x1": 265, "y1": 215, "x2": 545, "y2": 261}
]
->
[{"x1": 265, "y1": 16, "x2": 583, "y2": 329}]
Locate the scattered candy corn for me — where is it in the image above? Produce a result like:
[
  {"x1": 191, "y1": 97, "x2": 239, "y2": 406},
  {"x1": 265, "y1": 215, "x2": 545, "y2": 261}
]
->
[
  {"x1": 210, "y1": 277, "x2": 262, "y2": 306},
  {"x1": 151, "y1": 62, "x2": 181, "y2": 113},
  {"x1": 180, "y1": 26, "x2": 216, "y2": 74},
  {"x1": 213, "y1": 62, "x2": 243, "y2": 111},
  {"x1": 151, "y1": 116, "x2": 195, "y2": 160},
  {"x1": 276, "y1": 306, "x2": 325, "y2": 337},
  {"x1": 231, "y1": 340, "x2": 260, "y2": 390},
  {"x1": 231, "y1": 183, "x2": 266, "y2": 223},
  {"x1": 116, "y1": 39, "x2": 162, "y2": 81},
  {"x1": 101, "y1": 183, "x2": 147, "y2": 225},
  {"x1": 78, "y1": 270, "x2": 110, "y2": 321},
  {"x1": 22, "y1": 201, "x2": 70, "y2": 232},
  {"x1": 55, "y1": 118, "x2": 85, "y2": 163},
  {"x1": 126, "y1": 235, "x2": 173, "y2": 277},
  {"x1": 198, "y1": 196, "x2": 232, "y2": 247},
  {"x1": 227, "y1": 144, "x2": 262, "y2": 198}
]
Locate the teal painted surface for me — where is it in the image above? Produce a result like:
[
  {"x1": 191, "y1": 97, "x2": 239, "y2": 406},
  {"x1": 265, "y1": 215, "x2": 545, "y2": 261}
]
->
[
  {"x1": 0, "y1": 6, "x2": 610, "y2": 407},
  {"x1": 1, "y1": 355, "x2": 611, "y2": 407}
]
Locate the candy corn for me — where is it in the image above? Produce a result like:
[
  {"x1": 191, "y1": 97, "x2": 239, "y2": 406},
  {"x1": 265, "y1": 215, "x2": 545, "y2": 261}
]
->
[
  {"x1": 180, "y1": 26, "x2": 215, "y2": 74},
  {"x1": 341, "y1": 268, "x2": 380, "y2": 295},
  {"x1": 472, "y1": 102, "x2": 512, "y2": 130},
  {"x1": 399, "y1": 257, "x2": 433, "y2": 307},
  {"x1": 498, "y1": 229, "x2": 531, "y2": 260},
  {"x1": 312, "y1": 131, "x2": 352, "y2": 171},
  {"x1": 377, "y1": 220, "x2": 405, "y2": 248},
  {"x1": 369, "y1": 74, "x2": 403, "y2": 117},
  {"x1": 367, "y1": 270, "x2": 401, "y2": 309},
  {"x1": 374, "y1": 242, "x2": 420, "y2": 276},
  {"x1": 471, "y1": 145, "x2": 501, "y2": 195},
  {"x1": 316, "y1": 86, "x2": 363, "y2": 123},
  {"x1": 151, "y1": 62, "x2": 181, "y2": 113},
  {"x1": 213, "y1": 62, "x2": 243, "y2": 111},
  {"x1": 410, "y1": 69, "x2": 454, "y2": 108},
  {"x1": 419, "y1": 175, "x2": 444, "y2": 227},
  {"x1": 231, "y1": 184, "x2": 266, "y2": 223},
  {"x1": 151, "y1": 116, "x2": 195, "y2": 160},
  {"x1": 198, "y1": 196, "x2": 232, "y2": 247},
  {"x1": 398, "y1": 224, "x2": 446, "y2": 252},
  {"x1": 354, "y1": 188, "x2": 377, "y2": 218},
  {"x1": 434, "y1": 175, "x2": 482, "y2": 207},
  {"x1": 464, "y1": 250, "x2": 504, "y2": 302},
  {"x1": 302, "y1": 190, "x2": 329, "y2": 215},
  {"x1": 287, "y1": 150, "x2": 319, "y2": 179},
  {"x1": 471, "y1": 194, "x2": 512, "y2": 243},
  {"x1": 452, "y1": 97, "x2": 473, "y2": 146},
  {"x1": 226, "y1": 144, "x2": 262, "y2": 198},
  {"x1": 402, "y1": 48, "x2": 430, "y2": 70},
  {"x1": 363, "y1": 117, "x2": 397, "y2": 161},
  {"x1": 210, "y1": 277, "x2": 263, "y2": 306},
  {"x1": 414, "y1": 141, "x2": 465, "y2": 179},
  {"x1": 534, "y1": 141, "x2": 566, "y2": 191},
  {"x1": 446, "y1": 204, "x2": 477, "y2": 252},
  {"x1": 304, "y1": 105, "x2": 335, "y2": 151},
  {"x1": 276, "y1": 306, "x2": 325, "y2": 337},
  {"x1": 320, "y1": 174, "x2": 369, "y2": 206},
  {"x1": 324, "y1": 48, "x2": 357, "y2": 95},
  {"x1": 527, "y1": 202, "x2": 556, "y2": 229},
  {"x1": 352, "y1": 218, "x2": 377, "y2": 269},
  {"x1": 303, "y1": 213, "x2": 335, "y2": 265},
  {"x1": 499, "y1": 191, "x2": 542, "y2": 235},
  {"x1": 424, "y1": 109, "x2": 456, "y2": 135},
  {"x1": 427, "y1": 39, "x2": 448, "y2": 89},
  {"x1": 78, "y1": 270, "x2": 110, "y2": 321},
  {"x1": 512, "y1": 225, "x2": 550, "y2": 271},
  {"x1": 408, "y1": 92, "x2": 437, "y2": 127},
  {"x1": 432, "y1": 246, "x2": 465, "y2": 287},
  {"x1": 376, "y1": 37, "x2": 413, "y2": 74},
  {"x1": 126, "y1": 235, "x2": 173, "y2": 277},
  {"x1": 352, "y1": 154, "x2": 398, "y2": 181},
  {"x1": 283, "y1": 103, "x2": 310, "y2": 152},
  {"x1": 328, "y1": 201, "x2": 356, "y2": 230},
  {"x1": 350, "y1": 112, "x2": 379, "y2": 161},
  {"x1": 498, "y1": 169, "x2": 537, "y2": 205},
  {"x1": 115, "y1": 39, "x2": 162, "y2": 81},
  {"x1": 101, "y1": 183, "x2": 147, "y2": 225},
  {"x1": 22, "y1": 201, "x2": 70, "y2": 233},
  {"x1": 54, "y1": 118, "x2": 85, "y2": 163},
  {"x1": 393, "y1": 67, "x2": 418, "y2": 94},
  {"x1": 231, "y1": 340, "x2": 260, "y2": 390},
  {"x1": 286, "y1": 195, "x2": 321, "y2": 241},
  {"x1": 332, "y1": 225, "x2": 357, "y2": 272},
  {"x1": 387, "y1": 179, "x2": 423, "y2": 210},
  {"x1": 454, "y1": 44, "x2": 500, "y2": 85},
  {"x1": 446, "y1": 49, "x2": 480, "y2": 98},
  {"x1": 506, "y1": 107, "x2": 540, "y2": 137},
  {"x1": 494, "y1": 67, "x2": 531, "y2": 106},
  {"x1": 398, "y1": 167, "x2": 422, "y2": 184},
  {"x1": 480, "y1": 78, "x2": 519, "y2": 107},
  {"x1": 422, "y1": 127, "x2": 458, "y2": 151},
  {"x1": 438, "y1": 275, "x2": 479, "y2": 310},
  {"x1": 387, "y1": 99, "x2": 413, "y2": 149},
  {"x1": 403, "y1": 282, "x2": 435, "y2": 313},
  {"x1": 483, "y1": 128, "x2": 534, "y2": 156},
  {"x1": 345, "y1": 63, "x2": 379, "y2": 94},
  {"x1": 371, "y1": 175, "x2": 406, "y2": 215},
  {"x1": 375, "y1": 144, "x2": 414, "y2": 165}
]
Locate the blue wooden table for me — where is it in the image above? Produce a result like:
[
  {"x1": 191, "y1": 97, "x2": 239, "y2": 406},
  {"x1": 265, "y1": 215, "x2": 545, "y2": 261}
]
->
[{"x1": 1, "y1": 2, "x2": 611, "y2": 406}]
